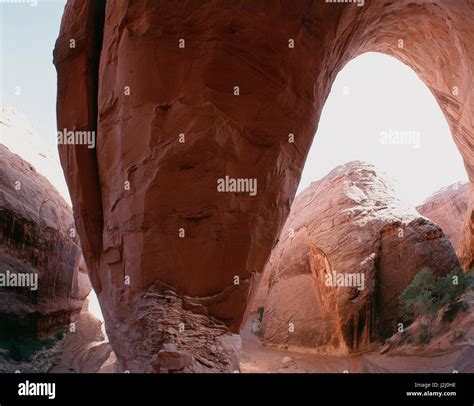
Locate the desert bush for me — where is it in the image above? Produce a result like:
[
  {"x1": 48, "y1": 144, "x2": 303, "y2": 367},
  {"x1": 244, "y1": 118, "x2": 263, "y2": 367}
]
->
[
  {"x1": 399, "y1": 268, "x2": 438, "y2": 322},
  {"x1": 434, "y1": 267, "x2": 472, "y2": 306},
  {"x1": 257, "y1": 306, "x2": 265, "y2": 322},
  {"x1": 399, "y1": 267, "x2": 473, "y2": 322}
]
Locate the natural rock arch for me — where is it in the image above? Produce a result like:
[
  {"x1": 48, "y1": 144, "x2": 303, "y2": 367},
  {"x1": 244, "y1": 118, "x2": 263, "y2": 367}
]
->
[{"x1": 54, "y1": 0, "x2": 473, "y2": 371}]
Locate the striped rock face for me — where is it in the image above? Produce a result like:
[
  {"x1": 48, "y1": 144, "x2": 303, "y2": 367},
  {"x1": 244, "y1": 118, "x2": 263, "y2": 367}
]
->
[
  {"x1": 0, "y1": 144, "x2": 90, "y2": 341},
  {"x1": 53, "y1": 0, "x2": 473, "y2": 371}
]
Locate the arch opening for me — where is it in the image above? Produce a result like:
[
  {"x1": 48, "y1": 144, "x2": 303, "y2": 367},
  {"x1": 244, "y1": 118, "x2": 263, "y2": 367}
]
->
[
  {"x1": 299, "y1": 51, "x2": 468, "y2": 207},
  {"x1": 252, "y1": 51, "x2": 471, "y2": 361}
]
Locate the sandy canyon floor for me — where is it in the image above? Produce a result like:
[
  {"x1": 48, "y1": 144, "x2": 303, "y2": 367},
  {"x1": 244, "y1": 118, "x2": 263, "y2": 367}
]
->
[{"x1": 239, "y1": 316, "x2": 472, "y2": 373}]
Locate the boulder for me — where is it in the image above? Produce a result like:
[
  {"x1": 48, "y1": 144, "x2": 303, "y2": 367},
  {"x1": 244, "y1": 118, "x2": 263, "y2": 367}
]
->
[
  {"x1": 51, "y1": 299, "x2": 115, "y2": 373},
  {"x1": 260, "y1": 162, "x2": 459, "y2": 353}
]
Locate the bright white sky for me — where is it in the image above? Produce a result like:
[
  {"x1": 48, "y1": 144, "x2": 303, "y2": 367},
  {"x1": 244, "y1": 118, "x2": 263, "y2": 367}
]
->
[
  {"x1": 0, "y1": 0, "x2": 66, "y2": 149},
  {"x1": 298, "y1": 52, "x2": 468, "y2": 205}
]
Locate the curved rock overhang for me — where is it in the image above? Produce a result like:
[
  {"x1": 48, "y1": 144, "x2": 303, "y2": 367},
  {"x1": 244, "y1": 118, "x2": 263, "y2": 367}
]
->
[{"x1": 53, "y1": 0, "x2": 473, "y2": 370}]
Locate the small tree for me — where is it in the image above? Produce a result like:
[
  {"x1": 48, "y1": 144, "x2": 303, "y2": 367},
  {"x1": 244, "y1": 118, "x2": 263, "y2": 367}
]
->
[
  {"x1": 434, "y1": 267, "x2": 472, "y2": 307},
  {"x1": 400, "y1": 267, "x2": 473, "y2": 323},
  {"x1": 399, "y1": 268, "x2": 438, "y2": 322}
]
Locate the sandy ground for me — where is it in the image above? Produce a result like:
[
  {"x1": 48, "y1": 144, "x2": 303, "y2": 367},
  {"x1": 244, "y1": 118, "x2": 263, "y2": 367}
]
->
[
  {"x1": 239, "y1": 315, "x2": 472, "y2": 373},
  {"x1": 240, "y1": 316, "x2": 364, "y2": 373}
]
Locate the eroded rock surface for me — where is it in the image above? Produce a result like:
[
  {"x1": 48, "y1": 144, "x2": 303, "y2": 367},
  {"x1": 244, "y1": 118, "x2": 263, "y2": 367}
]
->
[
  {"x1": 0, "y1": 144, "x2": 90, "y2": 341},
  {"x1": 125, "y1": 281, "x2": 241, "y2": 373},
  {"x1": 417, "y1": 182, "x2": 469, "y2": 253},
  {"x1": 54, "y1": 0, "x2": 474, "y2": 370},
  {"x1": 459, "y1": 184, "x2": 474, "y2": 270},
  {"x1": 51, "y1": 298, "x2": 115, "y2": 373},
  {"x1": 260, "y1": 162, "x2": 458, "y2": 353}
]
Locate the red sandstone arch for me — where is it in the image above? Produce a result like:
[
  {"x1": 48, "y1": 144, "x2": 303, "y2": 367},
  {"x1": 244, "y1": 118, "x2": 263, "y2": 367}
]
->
[{"x1": 54, "y1": 0, "x2": 473, "y2": 371}]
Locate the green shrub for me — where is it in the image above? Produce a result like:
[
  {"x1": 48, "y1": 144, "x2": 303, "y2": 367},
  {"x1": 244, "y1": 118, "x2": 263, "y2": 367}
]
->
[
  {"x1": 434, "y1": 267, "x2": 472, "y2": 306},
  {"x1": 399, "y1": 268, "x2": 438, "y2": 322},
  {"x1": 399, "y1": 267, "x2": 473, "y2": 322},
  {"x1": 257, "y1": 306, "x2": 265, "y2": 322}
]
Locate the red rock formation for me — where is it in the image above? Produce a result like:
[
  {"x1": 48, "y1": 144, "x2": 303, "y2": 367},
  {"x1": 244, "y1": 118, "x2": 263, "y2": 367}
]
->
[
  {"x1": 417, "y1": 182, "x2": 469, "y2": 253},
  {"x1": 251, "y1": 267, "x2": 271, "y2": 313},
  {"x1": 260, "y1": 162, "x2": 458, "y2": 353},
  {"x1": 459, "y1": 184, "x2": 474, "y2": 270},
  {"x1": 0, "y1": 145, "x2": 90, "y2": 340},
  {"x1": 54, "y1": 0, "x2": 474, "y2": 370},
  {"x1": 51, "y1": 299, "x2": 115, "y2": 373}
]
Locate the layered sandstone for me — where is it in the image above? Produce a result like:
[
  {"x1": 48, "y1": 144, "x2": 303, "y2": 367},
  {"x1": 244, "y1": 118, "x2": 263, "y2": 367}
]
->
[
  {"x1": 54, "y1": 0, "x2": 474, "y2": 370},
  {"x1": 459, "y1": 184, "x2": 474, "y2": 270},
  {"x1": 0, "y1": 144, "x2": 90, "y2": 340},
  {"x1": 259, "y1": 162, "x2": 458, "y2": 353},
  {"x1": 417, "y1": 182, "x2": 469, "y2": 253}
]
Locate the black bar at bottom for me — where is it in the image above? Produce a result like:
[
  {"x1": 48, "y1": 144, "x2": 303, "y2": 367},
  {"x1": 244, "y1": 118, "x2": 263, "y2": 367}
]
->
[{"x1": 0, "y1": 373, "x2": 472, "y2": 405}]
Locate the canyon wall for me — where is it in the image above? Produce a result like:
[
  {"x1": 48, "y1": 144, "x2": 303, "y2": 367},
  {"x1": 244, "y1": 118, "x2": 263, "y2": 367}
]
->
[
  {"x1": 460, "y1": 185, "x2": 474, "y2": 270},
  {"x1": 417, "y1": 182, "x2": 469, "y2": 253},
  {"x1": 54, "y1": 0, "x2": 474, "y2": 370},
  {"x1": 0, "y1": 144, "x2": 90, "y2": 340}
]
